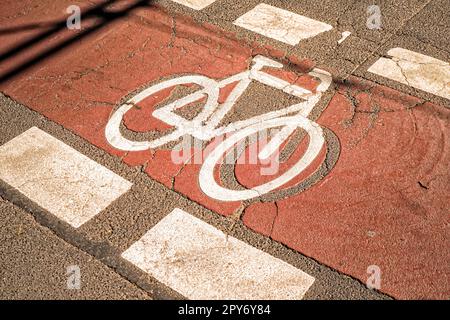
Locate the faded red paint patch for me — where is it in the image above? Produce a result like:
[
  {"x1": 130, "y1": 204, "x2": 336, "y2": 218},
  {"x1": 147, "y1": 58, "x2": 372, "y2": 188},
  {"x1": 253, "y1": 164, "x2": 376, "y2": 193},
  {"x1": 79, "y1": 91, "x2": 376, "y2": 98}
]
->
[
  {"x1": 218, "y1": 82, "x2": 239, "y2": 104},
  {"x1": 234, "y1": 135, "x2": 327, "y2": 190},
  {"x1": 262, "y1": 67, "x2": 320, "y2": 93},
  {"x1": 144, "y1": 150, "x2": 185, "y2": 189},
  {"x1": 0, "y1": 2, "x2": 448, "y2": 300},
  {"x1": 123, "y1": 87, "x2": 175, "y2": 133},
  {"x1": 242, "y1": 202, "x2": 278, "y2": 237},
  {"x1": 267, "y1": 79, "x2": 450, "y2": 299}
]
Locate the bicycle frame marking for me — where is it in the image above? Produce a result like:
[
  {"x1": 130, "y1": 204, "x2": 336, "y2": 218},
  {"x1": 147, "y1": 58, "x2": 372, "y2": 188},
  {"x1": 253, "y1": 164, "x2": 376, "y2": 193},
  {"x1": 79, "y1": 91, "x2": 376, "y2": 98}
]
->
[{"x1": 105, "y1": 55, "x2": 334, "y2": 201}]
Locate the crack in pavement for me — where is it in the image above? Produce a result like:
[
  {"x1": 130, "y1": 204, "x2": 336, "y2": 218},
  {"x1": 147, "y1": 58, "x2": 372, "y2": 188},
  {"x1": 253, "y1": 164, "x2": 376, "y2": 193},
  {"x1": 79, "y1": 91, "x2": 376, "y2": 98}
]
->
[{"x1": 340, "y1": 0, "x2": 435, "y2": 82}]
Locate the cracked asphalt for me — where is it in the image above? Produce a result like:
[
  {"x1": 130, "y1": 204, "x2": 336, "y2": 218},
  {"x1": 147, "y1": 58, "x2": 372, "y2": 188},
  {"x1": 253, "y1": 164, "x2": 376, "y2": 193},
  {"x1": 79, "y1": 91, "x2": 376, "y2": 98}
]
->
[
  {"x1": 0, "y1": 92, "x2": 389, "y2": 300},
  {"x1": 0, "y1": 0, "x2": 448, "y2": 300}
]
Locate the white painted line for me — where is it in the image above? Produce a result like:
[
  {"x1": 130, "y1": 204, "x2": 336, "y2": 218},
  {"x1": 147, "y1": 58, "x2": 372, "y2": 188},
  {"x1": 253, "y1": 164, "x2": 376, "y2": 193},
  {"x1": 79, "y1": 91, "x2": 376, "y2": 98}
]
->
[
  {"x1": 233, "y1": 3, "x2": 332, "y2": 45},
  {"x1": 368, "y1": 47, "x2": 450, "y2": 100},
  {"x1": 170, "y1": 0, "x2": 217, "y2": 10},
  {"x1": 338, "y1": 31, "x2": 351, "y2": 44},
  {"x1": 122, "y1": 208, "x2": 315, "y2": 300},
  {"x1": 199, "y1": 116, "x2": 324, "y2": 201},
  {"x1": 0, "y1": 127, "x2": 132, "y2": 228}
]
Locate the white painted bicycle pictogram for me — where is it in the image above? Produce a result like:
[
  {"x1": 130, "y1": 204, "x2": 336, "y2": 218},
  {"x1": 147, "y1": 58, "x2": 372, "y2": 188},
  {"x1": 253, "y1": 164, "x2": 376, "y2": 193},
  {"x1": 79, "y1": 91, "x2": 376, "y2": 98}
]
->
[{"x1": 105, "y1": 55, "x2": 338, "y2": 202}]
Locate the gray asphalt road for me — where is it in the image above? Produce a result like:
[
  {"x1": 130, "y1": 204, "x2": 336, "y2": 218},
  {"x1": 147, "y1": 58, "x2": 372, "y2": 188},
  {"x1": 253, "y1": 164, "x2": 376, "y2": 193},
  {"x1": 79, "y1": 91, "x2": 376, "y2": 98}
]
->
[{"x1": 157, "y1": 0, "x2": 449, "y2": 105}]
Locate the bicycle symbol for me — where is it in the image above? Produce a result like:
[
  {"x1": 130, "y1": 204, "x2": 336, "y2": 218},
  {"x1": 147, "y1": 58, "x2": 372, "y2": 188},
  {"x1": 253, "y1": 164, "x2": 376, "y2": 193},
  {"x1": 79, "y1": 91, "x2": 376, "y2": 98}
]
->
[{"x1": 105, "y1": 55, "x2": 339, "y2": 202}]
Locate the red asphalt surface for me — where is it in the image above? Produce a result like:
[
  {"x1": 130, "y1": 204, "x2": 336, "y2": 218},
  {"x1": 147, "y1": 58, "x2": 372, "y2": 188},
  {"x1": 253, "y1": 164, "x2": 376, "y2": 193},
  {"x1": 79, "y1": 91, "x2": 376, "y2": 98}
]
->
[{"x1": 0, "y1": 1, "x2": 449, "y2": 299}]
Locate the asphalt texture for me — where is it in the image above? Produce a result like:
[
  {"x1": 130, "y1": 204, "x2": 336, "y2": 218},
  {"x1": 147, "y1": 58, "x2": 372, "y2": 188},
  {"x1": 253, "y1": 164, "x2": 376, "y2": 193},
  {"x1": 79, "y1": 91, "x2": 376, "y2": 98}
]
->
[
  {"x1": 0, "y1": 92, "x2": 388, "y2": 300},
  {"x1": 156, "y1": 0, "x2": 449, "y2": 106},
  {"x1": 1, "y1": 0, "x2": 448, "y2": 300}
]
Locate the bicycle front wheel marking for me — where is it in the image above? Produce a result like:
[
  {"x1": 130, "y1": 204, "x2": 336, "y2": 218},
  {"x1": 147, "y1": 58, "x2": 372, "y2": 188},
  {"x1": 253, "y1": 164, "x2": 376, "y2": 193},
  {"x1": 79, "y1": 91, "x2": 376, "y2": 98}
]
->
[{"x1": 199, "y1": 116, "x2": 325, "y2": 202}]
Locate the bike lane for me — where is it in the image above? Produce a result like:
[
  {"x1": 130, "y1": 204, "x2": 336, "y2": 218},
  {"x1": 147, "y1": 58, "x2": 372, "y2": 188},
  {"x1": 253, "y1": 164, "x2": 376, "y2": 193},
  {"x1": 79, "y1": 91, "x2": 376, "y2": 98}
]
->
[{"x1": 0, "y1": 1, "x2": 448, "y2": 299}]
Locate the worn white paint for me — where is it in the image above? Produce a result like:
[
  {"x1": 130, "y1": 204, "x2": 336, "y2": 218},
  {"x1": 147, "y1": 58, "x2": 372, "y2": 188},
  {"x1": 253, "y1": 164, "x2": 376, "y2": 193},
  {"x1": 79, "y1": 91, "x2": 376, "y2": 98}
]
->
[
  {"x1": 170, "y1": 0, "x2": 217, "y2": 10},
  {"x1": 368, "y1": 47, "x2": 450, "y2": 100},
  {"x1": 199, "y1": 116, "x2": 324, "y2": 201},
  {"x1": 338, "y1": 31, "x2": 351, "y2": 44},
  {"x1": 106, "y1": 55, "x2": 333, "y2": 201},
  {"x1": 233, "y1": 3, "x2": 333, "y2": 45},
  {"x1": 0, "y1": 127, "x2": 132, "y2": 228},
  {"x1": 122, "y1": 208, "x2": 315, "y2": 300}
]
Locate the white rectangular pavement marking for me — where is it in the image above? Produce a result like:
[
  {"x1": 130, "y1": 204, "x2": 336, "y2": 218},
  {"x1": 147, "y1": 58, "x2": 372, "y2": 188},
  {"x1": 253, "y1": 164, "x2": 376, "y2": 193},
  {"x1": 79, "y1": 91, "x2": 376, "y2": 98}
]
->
[
  {"x1": 338, "y1": 31, "x2": 351, "y2": 44},
  {"x1": 0, "y1": 127, "x2": 132, "y2": 228},
  {"x1": 170, "y1": 0, "x2": 217, "y2": 10},
  {"x1": 233, "y1": 3, "x2": 333, "y2": 45},
  {"x1": 122, "y1": 208, "x2": 315, "y2": 300},
  {"x1": 368, "y1": 47, "x2": 450, "y2": 100}
]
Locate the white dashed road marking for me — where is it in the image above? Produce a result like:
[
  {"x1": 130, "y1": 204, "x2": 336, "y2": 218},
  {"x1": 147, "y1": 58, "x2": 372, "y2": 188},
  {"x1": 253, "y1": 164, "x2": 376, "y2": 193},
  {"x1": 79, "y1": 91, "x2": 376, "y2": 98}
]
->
[
  {"x1": 122, "y1": 208, "x2": 315, "y2": 300},
  {"x1": 368, "y1": 47, "x2": 450, "y2": 100},
  {"x1": 0, "y1": 127, "x2": 132, "y2": 228},
  {"x1": 170, "y1": 0, "x2": 217, "y2": 10},
  {"x1": 338, "y1": 31, "x2": 351, "y2": 44},
  {"x1": 233, "y1": 3, "x2": 333, "y2": 45}
]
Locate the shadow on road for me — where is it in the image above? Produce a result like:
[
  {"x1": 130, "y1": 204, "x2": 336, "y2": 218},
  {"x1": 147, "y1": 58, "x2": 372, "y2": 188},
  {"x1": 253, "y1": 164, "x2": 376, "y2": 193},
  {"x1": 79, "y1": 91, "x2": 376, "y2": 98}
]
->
[{"x1": 0, "y1": 0, "x2": 154, "y2": 84}]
